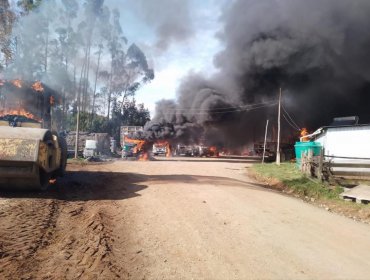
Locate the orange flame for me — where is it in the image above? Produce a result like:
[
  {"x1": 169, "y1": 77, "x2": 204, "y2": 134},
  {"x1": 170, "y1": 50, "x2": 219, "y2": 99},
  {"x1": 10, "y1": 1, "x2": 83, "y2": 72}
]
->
[
  {"x1": 138, "y1": 152, "x2": 149, "y2": 161},
  {"x1": 209, "y1": 146, "x2": 219, "y2": 157},
  {"x1": 12, "y1": 79, "x2": 22, "y2": 88},
  {"x1": 49, "y1": 179, "x2": 57, "y2": 184},
  {"x1": 300, "y1": 128, "x2": 309, "y2": 142},
  {"x1": 50, "y1": 96, "x2": 55, "y2": 105},
  {"x1": 124, "y1": 136, "x2": 147, "y2": 159},
  {"x1": 300, "y1": 128, "x2": 308, "y2": 137},
  {"x1": 32, "y1": 81, "x2": 44, "y2": 92},
  {"x1": 166, "y1": 145, "x2": 171, "y2": 158},
  {"x1": 0, "y1": 108, "x2": 42, "y2": 122},
  {"x1": 154, "y1": 140, "x2": 172, "y2": 157}
]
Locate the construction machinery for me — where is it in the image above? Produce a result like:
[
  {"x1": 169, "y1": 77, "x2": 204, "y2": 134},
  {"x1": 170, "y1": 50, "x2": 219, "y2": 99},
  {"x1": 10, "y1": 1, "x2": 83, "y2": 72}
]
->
[
  {"x1": 122, "y1": 136, "x2": 146, "y2": 158},
  {"x1": 0, "y1": 80, "x2": 67, "y2": 190}
]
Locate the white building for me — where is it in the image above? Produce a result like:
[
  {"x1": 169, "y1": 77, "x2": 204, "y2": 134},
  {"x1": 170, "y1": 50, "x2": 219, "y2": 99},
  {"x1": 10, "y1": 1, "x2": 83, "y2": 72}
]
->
[
  {"x1": 306, "y1": 118, "x2": 370, "y2": 176},
  {"x1": 312, "y1": 125, "x2": 370, "y2": 162}
]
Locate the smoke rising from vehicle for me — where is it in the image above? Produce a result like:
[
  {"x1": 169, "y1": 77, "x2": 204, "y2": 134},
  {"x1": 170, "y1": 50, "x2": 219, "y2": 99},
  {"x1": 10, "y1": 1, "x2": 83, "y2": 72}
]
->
[{"x1": 148, "y1": 0, "x2": 370, "y2": 147}]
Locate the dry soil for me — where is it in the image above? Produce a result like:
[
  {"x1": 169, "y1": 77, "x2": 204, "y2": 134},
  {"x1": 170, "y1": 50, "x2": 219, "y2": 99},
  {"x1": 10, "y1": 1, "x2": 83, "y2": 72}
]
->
[{"x1": 1, "y1": 157, "x2": 370, "y2": 279}]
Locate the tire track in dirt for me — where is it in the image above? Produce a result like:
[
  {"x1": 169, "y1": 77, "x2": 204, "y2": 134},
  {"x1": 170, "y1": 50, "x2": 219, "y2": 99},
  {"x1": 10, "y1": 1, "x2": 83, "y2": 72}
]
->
[
  {"x1": 60, "y1": 208, "x2": 123, "y2": 279},
  {"x1": 0, "y1": 162, "x2": 139, "y2": 279},
  {"x1": 0, "y1": 198, "x2": 59, "y2": 278}
]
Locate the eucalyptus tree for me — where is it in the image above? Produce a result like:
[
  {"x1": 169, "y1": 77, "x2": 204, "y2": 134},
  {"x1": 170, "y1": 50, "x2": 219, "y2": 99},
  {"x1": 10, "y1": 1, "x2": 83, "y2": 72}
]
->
[
  {"x1": 100, "y1": 8, "x2": 154, "y2": 119},
  {"x1": 52, "y1": 0, "x2": 79, "y2": 125},
  {"x1": 16, "y1": 0, "x2": 42, "y2": 14},
  {"x1": 0, "y1": 0, "x2": 15, "y2": 70}
]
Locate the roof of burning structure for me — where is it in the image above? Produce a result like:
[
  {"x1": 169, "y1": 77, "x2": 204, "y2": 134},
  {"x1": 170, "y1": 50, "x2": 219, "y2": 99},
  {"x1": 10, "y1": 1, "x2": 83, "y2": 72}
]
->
[
  {"x1": 0, "y1": 80, "x2": 59, "y2": 102},
  {"x1": 0, "y1": 80, "x2": 60, "y2": 123}
]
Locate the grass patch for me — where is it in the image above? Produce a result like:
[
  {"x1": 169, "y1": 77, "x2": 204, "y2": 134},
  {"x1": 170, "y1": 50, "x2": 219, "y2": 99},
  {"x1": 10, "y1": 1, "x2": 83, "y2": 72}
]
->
[{"x1": 252, "y1": 163, "x2": 343, "y2": 200}]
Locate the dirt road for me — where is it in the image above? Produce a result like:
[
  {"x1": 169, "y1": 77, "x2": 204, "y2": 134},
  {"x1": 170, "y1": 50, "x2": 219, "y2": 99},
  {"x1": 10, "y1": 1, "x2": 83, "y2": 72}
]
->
[{"x1": 1, "y1": 157, "x2": 370, "y2": 279}]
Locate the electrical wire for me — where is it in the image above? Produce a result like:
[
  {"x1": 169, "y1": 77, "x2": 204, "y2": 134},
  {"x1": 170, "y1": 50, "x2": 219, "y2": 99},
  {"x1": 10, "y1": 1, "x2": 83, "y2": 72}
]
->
[
  {"x1": 282, "y1": 112, "x2": 301, "y2": 131},
  {"x1": 282, "y1": 105, "x2": 300, "y2": 129},
  {"x1": 159, "y1": 102, "x2": 278, "y2": 115},
  {"x1": 282, "y1": 105, "x2": 301, "y2": 130},
  {"x1": 163, "y1": 100, "x2": 278, "y2": 112}
]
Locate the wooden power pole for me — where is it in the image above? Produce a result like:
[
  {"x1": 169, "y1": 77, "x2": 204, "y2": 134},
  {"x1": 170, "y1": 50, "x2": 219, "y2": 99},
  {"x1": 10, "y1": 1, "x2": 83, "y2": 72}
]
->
[
  {"x1": 262, "y1": 119, "x2": 269, "y2": 164},
  {"x1": 276, "y1": 88, "x2": 282, "y2": 165},
  {"x1": 74, "y1": 91, "x2": 81, "y2": 159}
]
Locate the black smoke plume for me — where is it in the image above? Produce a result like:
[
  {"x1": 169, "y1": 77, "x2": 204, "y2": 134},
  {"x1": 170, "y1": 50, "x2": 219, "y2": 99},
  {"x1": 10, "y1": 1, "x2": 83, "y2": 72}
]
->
[
  {"x1": 146, "y1": 0, "x2": 370, "y2": 148},
  {"x1": 126, "y1": 0, "x2": 194, "y2": 52}
]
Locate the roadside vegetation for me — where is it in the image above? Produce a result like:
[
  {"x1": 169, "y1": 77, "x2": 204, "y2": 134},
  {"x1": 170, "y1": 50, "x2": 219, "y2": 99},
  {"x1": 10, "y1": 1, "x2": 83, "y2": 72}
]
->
[
  {"x1": 252, "y1": 163, "x2": 343, "y2": 199},
  {"x1": 251, "y1": 163, "x2": 370, "y2": 223}
]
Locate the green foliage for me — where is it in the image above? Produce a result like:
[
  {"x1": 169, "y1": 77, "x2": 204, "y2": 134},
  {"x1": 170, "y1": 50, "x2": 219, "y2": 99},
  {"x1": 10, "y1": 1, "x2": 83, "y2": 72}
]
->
[
  {"x1": 108, "y1": 97, "x2": 150, "y2": 140},
  {"x1": 253, "y1": 163, "x2": 343, "y2": 199},
  {"x1": 66, "y1": 111, "x2": 107, "y2": 133},
  {"x1": 17, "y1": 0, "x2": 43, "y2": 13},
  {"x1": 66, "y1": 97, "x2": 150, "y2": 141}
]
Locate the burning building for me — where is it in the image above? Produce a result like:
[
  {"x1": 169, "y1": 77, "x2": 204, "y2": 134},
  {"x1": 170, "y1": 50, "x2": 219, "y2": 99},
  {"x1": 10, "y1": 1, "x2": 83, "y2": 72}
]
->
[
  {"x1": 0, "y1": 80, "x2": 67, "y2": 190},
  {"x1": 0, "y1": 80, "x2": 58, "y2": 128}
]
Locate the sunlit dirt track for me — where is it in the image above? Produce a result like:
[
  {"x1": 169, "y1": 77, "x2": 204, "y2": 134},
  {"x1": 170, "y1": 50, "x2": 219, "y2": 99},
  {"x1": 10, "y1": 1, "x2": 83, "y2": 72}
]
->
[{"x1": 1, "y1": 157, "x2": 370, "y2": 279}]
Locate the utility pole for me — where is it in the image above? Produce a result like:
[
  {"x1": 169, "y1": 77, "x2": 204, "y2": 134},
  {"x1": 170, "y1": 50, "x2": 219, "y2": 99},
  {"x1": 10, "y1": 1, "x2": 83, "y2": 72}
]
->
[
  {"x1": 74, "y1": 91, "x2": 81, "y2": 159},
  {"x1": 262, "y1": 119, "x2": 269, "y2": 164},
  {"x1": 276, "y1": 88, "x2": 282, "y2": 165}
]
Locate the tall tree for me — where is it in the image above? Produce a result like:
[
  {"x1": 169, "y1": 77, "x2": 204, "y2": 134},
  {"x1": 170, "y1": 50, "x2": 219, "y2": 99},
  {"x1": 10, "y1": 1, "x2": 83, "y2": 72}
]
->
[
  {"x1": 101, "y1": 8, "x2": 154, "y2": 119},
  {"x1": 0, "y1": 0, "x2": 14, "y2": 70},
  {"x1": 17, "y1": 0, "x2": 42, "y2": 14}
]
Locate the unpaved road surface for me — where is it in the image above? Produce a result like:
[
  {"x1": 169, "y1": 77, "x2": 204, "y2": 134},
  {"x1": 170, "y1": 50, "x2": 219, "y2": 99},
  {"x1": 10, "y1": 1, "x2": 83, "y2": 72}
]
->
[{"x1": 1, "y1": 157, "x2": 370, "y2": 279}]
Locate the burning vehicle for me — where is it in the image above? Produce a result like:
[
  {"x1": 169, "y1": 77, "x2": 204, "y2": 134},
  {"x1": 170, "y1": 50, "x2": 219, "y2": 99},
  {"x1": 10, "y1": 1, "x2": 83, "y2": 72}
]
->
[
  {"x1": 196, "y1": 146, "x2": 219, "y2": 157},
  {"x1": 122, "y1": 136, "x2": 148, "y2": 159},
  {"x1": 254, "y1": 141, "x2": 294, "y2": 162},
  {"x1": 173, "y1": 144, "x2": 219, "y2": 157},
  {"x1": 0, "y1": 80, "x2": 67, "y2": 190},
  {"x1": 152, "y1": 143, "x2": 166, "y2": 156},
  {"x1": 152, "y1": 140, "x2": 171, "y2": 157},
  {"x1": 174, "y1": 145, "x2": 194, "y2": 156},
  {"x1": 152, "y1": 143, "x2": 167, "y2": 156}
]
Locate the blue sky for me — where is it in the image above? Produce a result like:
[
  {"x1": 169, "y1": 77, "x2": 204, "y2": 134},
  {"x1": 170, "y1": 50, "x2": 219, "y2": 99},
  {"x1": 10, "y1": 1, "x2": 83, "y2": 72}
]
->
[{"x1": 107, "y1": 0, "x2": 227, "y2": 116}]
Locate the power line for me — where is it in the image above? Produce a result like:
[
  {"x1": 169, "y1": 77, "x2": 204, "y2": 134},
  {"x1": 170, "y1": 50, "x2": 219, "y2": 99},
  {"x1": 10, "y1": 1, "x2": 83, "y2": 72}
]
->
[
  {"x1": 282, "y1": 112, "x2": 301, "y2": 131},
  {"x1": 282, "y1": 112, "x2": 301, "y2": 130},
  {"x1": 282, "y1": 105, "x2": 301, "y2": 130},
  {"x1": 159, "y1": 102, "x2": 278, "y2": 115},
  {"x1": 163, "y1": 100, "x2": 278, "y2": 112}
]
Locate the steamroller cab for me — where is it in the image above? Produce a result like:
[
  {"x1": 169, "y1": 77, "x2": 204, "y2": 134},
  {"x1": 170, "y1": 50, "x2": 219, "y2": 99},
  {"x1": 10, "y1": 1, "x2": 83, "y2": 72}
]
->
[{"x1": 0, "y1": 80, "x2": 67, "y2": 190}]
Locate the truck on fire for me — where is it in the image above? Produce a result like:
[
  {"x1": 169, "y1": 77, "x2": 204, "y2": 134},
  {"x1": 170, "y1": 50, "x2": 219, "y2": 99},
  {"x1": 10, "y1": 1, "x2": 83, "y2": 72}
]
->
[
  {"x1": 152, "y1": 143, "x2": 166, "y2": 156},
  {"x1": 0, "y1": 80, "x2": 67, "y2": 190},
  {"x1": 120, "y1": 126, "x2": 144, "y2": 158}
]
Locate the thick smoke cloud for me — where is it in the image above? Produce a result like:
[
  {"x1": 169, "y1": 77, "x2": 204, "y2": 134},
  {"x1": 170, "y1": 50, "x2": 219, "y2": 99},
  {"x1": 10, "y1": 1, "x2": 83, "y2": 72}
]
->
[
  {"x1": 128, "y1": 0, "x2": 194, "y2": 51},
  {"x1": 149, "y1": 0, "x2": 370, "y2": 147}
]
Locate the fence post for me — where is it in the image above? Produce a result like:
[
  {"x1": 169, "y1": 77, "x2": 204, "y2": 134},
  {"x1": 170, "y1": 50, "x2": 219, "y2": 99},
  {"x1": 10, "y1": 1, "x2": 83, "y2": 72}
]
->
[
  {"x1": 300, "y1": 151, "x2": 305, "y2": 172},
  {"x1": 308, "y1": 149, "x2": 313, "y2": 177},
  {"x1": 318, "y1": 148, "x2": 323, "y2": 181}
]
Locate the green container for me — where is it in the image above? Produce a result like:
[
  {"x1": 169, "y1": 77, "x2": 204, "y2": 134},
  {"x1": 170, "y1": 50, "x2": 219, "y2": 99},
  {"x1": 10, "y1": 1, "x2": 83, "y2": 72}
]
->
[{"x1": 295, "y1": 141, "x2": 322, "y2": 166}]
